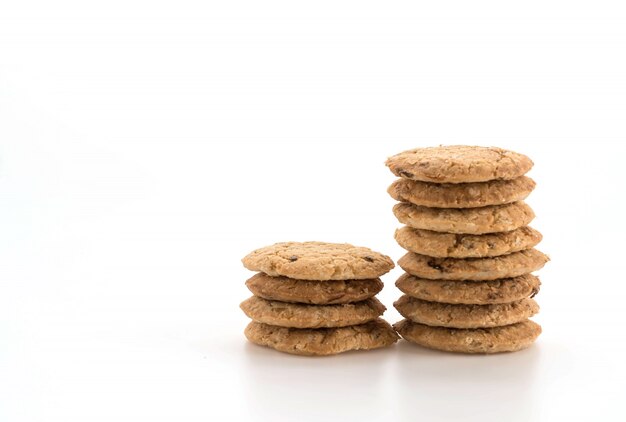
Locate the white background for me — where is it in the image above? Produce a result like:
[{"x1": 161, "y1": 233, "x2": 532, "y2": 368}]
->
[{"x1": 1, "y1": 1, "x2": 626, "y2": 421}]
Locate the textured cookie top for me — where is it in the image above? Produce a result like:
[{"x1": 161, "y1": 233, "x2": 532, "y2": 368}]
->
[
  {"x1": 242, "y1": 241, "x2": 395, "y2": 280},
  {"x1": 388, "y1": 176, "x2": 535, "y2": 208},
  {"x1": 245, "y1": 319, "x2": 399, "y2": 356},
  {"x1": 386, "y1": 145, "x2": 533, "y2": 183},
  {"x1": 394, "y1": 319, "x2": 541, "y2": 354}
]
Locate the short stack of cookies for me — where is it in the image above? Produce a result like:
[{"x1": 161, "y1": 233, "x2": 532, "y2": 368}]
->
[
  {"x1": 241, "y1": 241, "x2": 399, "y2": 356},
  {"x1": 385, "y1": 146, "x2": 549, "y2": 354}
]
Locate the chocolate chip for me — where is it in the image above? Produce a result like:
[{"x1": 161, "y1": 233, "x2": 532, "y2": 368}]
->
[
  {"x1": 288, "y1": 255, "x2": 298, "y2": 262},
  {"x1": 363, "y1": 256, "x2": 374, "y2": 262},
  {"x1": 427, "y1": 260, "x2": 443, "y2": 271},
  {"x1": 398, "y1": 170, "x2": 414, "y2": 178},
  {"x1": 530, "y1": 288, "x2": 539, "y2": 298}
]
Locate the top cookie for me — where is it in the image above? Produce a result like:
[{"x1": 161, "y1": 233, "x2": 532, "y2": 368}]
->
[
  {"x1": 242, "y1": 241, "x2": 395, "y2": 280},
  {"x1": 386, "y1": 145, "x2": 533, "y2": 184}
]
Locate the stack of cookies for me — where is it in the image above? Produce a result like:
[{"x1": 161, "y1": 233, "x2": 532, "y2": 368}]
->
[
  {"x1": 241, "y1": 241, "x2": 399, "y2": 356},
  {"x1": 385, "y1": 146, "x2": 549, "y2": 353}
]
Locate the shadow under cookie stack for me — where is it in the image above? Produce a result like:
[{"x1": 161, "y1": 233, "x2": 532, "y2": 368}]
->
[
  {"x1": 240, "y1": 241, "x2": 399, "y2": 356},
  {"x1": 386, "y1": 146, "x2": 549, "y2": 354}
]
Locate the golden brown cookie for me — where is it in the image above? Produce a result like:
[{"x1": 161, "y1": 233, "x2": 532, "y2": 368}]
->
[
  {"x1": 394, "y1": 226, "x2": 543, "y2": 258},
  {"x1": 385, "y1": 145, "x2": 533, "y2": 184},
  {"x1": 388, "y1": 176, "x2": 535, "y2": 208},
  {"x1": 245, "y1": 319, "x2": 399, "y2": 356},
  {"x1": 242, "y1": 241, "x2": 394, "y2": 280},
  {"x1": 239, "y1": 296, "x2": 386, "y2": 328},
  {"x1": 395, "y1": 273, "x2": 540, "y2": 305},
  {"x1": 398, "y1": 249, "x2": 549, "y2": 280},
  {"x1": 393, "y1": 201, "x2": 535, "y2": 234},
  {"x1": 394, "y1": 319, "x2": 541, "y2": 354},
  {"x1": 394, "y1": 295, "x2": 539, "y2": 328},
  {"x1": 245, "y1": 273, "x2": 384, "y2": 305}
]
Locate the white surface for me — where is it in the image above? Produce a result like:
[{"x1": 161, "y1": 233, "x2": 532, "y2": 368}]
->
[{"x1": 2, "y1": 1, "x2": 626, "y2": 421}]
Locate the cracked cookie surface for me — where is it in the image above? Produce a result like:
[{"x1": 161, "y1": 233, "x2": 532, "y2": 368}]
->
[
  {"x1": 242, "y1": 241, "x2": 394, "y2": 280},
  {"x1": 398, "y1": 249, "x2": 549, "y2": 280},
  {"x1": 394, "y1": 226, "x2": 542, "y2": 258},
  {"x1": 240, "y1": 296, "x2": 386, "y2": 328},
  {"x1": 245, "y1": 319, "x2": 399, "y2": 356},
  {"x1": 245, "y1": 273, "x2": 384, "y2": 305},
  {"x1": 388, "y1": 176, "x2": 535, "y2": 208},
  {"x1": 394, "y1": 319, "x2": 541, "y2": 353},
  {"x1": 385, "y1": 145, "x2": 533, "y2": 183},
  {"x1": 393, "y1": 201, "x2": 535, "y2": 234},
  {"x1": 394, "y1": 295, "x2": 539, "y2": 328},
  {"x1": 395, "y1": 273, "x2": 540, "y2": 304}
]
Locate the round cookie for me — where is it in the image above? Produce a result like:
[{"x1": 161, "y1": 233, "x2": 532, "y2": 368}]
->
[
  {"x1": 387, "y1": 176, "x2": 536, "y2": 208},
  {"x1": 239, "y1": 296, "x2": 386, "y2": 328},
  {"x1": 394, "y1": 226, "x2": 543, "y2": 258},
  {"x1": 395, "y1": 273, "x2": 541, "y2": 305},
  {"x1": 398, "y1": 249, "x2": 549, "y2": 281},
  {"x1": 245, "y1": 319, "x2": 399, "y2": 356},
  {"x1": 246, "y1": 273, "x2": 384, "y2": 305},
  {"x1": 242, "y1": 241, "x2": 395, "y2": 280},
  {"x1": 393, "y1": 295, "x2": 539, "y2": 328},
  {"x1": 394, "y1": 319, "x2": 541, "y2": 354},
  {"x1": 392, "y1": 201, "x2": 535, "y2": 234},
  {"x1": 385, "y1": 145, "x2": 533, "y2": 184}
]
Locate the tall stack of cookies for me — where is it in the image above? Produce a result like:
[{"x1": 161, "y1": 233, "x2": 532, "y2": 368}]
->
[
  {"x1": 240, "y1": 241, "x2": 399, "y2": 356},
  {"x1": 385, "y1": 146, "x2": 549, "y2": 353}
]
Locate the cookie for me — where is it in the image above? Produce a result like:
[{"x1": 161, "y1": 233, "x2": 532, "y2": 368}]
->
[
  {"x1": 245, "y1": 319, "x2": 399, "y2": 356},
  {"x1": 394, "y1": 295, "x2": 539, "y2": 328},
  {"x1": 395, "y1": 273, "x2": 541, "y2": 305},
  {"x1": 394, "y1": 319, "x2": 541, "y2": 354},
  {"x1": 242, "y1": 241, "x2": 394, "y2": 280},
  {"x1": 387, "y1": 176, "x2": 535, "y2": 208},
  {"x1": 398, "y1": 249, "x2": 549, "y2": 280},
  {"x1": 394, "y1": 226, "x2": 543, "y2": 258},
  {"x1": 385, "y1": 145, "x2": 533, "y2": 184},
  {"x1": 393, "y1": 201, "x2": 535, "y2": 234},
  {"x1": 245, "y1": 273, "x2": 384, "y2": 305},
  {"x1": 239, "y1": 296, "x2": 386, "y2": 328}
]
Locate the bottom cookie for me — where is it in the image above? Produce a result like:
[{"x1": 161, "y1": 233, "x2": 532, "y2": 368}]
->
[
  {"x1": 245, "y1": 319, "x2": 399, "y2": 356},
  {"x1": 393, "y1": 319, "x2": 541, "y2": 354}
]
